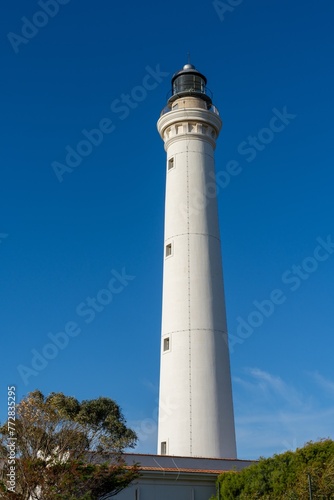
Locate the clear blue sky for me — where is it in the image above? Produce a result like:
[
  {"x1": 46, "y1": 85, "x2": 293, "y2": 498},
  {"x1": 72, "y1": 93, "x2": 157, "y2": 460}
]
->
[{"x1": 1, "y1": 0, "x2": 334, "y2": 460}]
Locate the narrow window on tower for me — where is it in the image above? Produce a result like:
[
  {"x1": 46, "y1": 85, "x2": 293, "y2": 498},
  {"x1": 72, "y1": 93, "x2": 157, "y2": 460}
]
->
[
  {"x1": 161, "y1": 441, "x2": 167, "y2": 455},
  {"x1": 165, "y1": 243, "x2": 172, "y2": 257},
  {"x1": 163, "y1": 337, "x2": 170, "y2": 352},
  {"x1": 168, "y1": 157, "x2": 175, "y2": 171}
]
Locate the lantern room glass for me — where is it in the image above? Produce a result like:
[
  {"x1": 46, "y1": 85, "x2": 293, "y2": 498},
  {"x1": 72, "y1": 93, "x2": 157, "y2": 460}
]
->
[{"x1": 173, "y1": 74, "x2": 206, "y2": 95}]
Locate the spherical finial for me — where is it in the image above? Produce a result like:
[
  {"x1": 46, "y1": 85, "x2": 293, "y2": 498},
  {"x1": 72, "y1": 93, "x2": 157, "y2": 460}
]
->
[{"x1": 183, "y1": 63, "x2": 195, "y2": 70}]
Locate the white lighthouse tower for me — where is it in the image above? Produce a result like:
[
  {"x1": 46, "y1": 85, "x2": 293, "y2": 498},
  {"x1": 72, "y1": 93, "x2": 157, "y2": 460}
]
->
[{"x1": 157, "y1": 63, "x2": 237, "y2": 459}]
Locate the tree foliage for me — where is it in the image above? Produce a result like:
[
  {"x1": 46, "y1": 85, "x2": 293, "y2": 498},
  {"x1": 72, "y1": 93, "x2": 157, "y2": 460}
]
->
[
  {"x1": 0, "y1": 390, "x2": 138, "y2": 499},
  {"x1": 213, "y1": 439, "x2": 334, "y2": 500}
]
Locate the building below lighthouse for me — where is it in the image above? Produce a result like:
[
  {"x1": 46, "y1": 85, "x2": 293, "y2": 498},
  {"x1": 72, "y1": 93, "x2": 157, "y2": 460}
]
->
[{"x1": 157, "y1": 63, "x2": 237, "y2": 459}]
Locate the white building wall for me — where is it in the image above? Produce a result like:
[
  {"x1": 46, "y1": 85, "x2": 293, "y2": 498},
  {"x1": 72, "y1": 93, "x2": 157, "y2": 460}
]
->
[{"x1": 114, "y1": 480, "x2": 216, "y2": 500}]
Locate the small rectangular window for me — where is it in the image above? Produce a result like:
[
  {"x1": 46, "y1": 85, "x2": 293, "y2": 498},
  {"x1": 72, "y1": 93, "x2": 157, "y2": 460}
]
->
[
  {"x1": 168, "y1": 157, "x2": 174, "y2": 170},
  {"x1": 165, "y1": 243, "x2": 172, "y2": 257},
  {"x1": 163, "y1": 337, "x2": 170, "y2": 351},
  {"x1": 161, "y1": 441, "x2": 167, "y2": 455}
]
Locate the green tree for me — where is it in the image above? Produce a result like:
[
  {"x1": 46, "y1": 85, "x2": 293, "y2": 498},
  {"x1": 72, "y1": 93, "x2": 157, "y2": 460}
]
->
[
  {"x1": 213, "y1": 439, "x2": 334, "y2": 500},
  {"x1": 0, "y1": 390, "x2": 138, "y2": 499}
]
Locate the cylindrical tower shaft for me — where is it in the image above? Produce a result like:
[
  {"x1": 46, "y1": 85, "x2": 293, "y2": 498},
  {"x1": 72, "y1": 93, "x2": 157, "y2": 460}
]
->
[{"x1": 157, "y1": 65, "x2": 237, "y2": 459}]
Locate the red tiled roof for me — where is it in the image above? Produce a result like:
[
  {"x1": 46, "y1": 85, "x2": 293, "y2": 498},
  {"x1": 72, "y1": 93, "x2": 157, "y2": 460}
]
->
[{"x1": 137, "y1": 466, "x2": 235, "y2": 474}]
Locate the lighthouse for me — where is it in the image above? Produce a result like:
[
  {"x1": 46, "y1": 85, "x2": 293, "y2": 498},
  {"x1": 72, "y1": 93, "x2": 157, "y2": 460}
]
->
[{"x1": 157, "y1": 63, "x2": 237, "y2": 459}]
